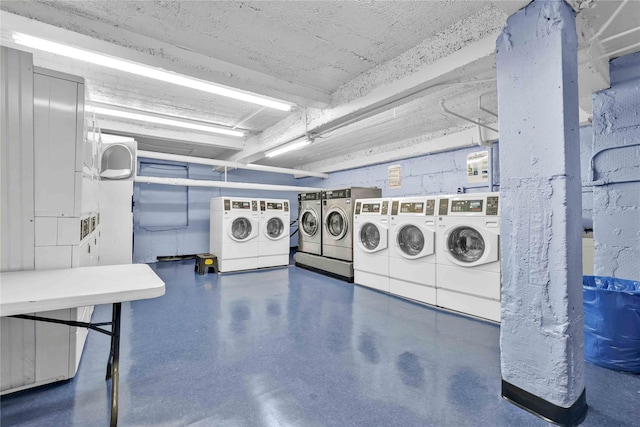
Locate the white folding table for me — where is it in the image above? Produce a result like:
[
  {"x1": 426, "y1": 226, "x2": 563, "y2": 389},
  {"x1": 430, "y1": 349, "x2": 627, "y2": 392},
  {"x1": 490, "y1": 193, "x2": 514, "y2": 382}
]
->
[{"x1": 0, "y1": 264, "x2": 166, "y2": 426}]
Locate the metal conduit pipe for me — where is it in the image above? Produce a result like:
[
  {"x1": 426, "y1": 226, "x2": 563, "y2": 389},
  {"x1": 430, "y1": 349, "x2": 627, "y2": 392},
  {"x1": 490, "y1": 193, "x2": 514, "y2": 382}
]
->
[
  {"x1": 589, "y1": 142, "x2": 640, "y2": 185},
  {"x1": 440, "y1": 100, "x2": 499, "y2": 133},
  {"x1": 601, "y1": 26, "x2": 640, "y2": 44},
  {"x1": 587, "y1": 0, "x2": 630, "y2": 42},
  {"x1": 137, "y1": 150, "x2": 329, "y2": 179},
  {"x1": 269, "y1": 78, "x2": 499, "y2": 154},
  {"x1": 135, "y1": 176, "x2": 322, "y2": 192},
  {"x1": 440, "y1": 95, "x2": 499, "y2": 193},
  {"x1": 478, "y1": 91, "x2": 499, "y2": 118}
]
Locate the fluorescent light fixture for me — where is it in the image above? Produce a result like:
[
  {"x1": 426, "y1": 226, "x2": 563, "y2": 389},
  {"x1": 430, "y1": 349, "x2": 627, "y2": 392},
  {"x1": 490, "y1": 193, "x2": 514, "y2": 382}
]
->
[
  {"x1": 13, "y1": 33, "x2": 294, "y2": 112},
  {"x1": 93, "y1": 106, "x2": 246, "y2": 137},
  {"x1": 265, "y1": 139, "x2": 311, "y2": 158}
]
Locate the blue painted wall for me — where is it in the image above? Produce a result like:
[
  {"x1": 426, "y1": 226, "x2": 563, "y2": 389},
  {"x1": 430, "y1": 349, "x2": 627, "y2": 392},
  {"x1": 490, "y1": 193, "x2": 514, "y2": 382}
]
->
[
  {"x1": 301, "y1": 145, "x2": 500, "y2": 196},
  {"x1": 591, "y1": 52, "x2": 640, "y2": 280},
  {"x1": 133, "y1": 138, "x2": 604, "y2": 263}
]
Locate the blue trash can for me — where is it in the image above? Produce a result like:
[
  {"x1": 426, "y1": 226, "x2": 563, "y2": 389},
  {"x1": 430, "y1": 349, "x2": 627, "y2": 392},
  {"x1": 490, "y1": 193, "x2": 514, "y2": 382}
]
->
[{"x1": 583, "y1": 276, "x2": 640, "y2": 373}]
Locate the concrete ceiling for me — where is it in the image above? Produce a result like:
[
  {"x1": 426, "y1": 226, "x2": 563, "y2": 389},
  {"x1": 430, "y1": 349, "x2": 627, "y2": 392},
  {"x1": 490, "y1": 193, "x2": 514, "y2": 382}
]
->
[{"x1": 1, "y1": 1, "x2": 638, "y2": 174}]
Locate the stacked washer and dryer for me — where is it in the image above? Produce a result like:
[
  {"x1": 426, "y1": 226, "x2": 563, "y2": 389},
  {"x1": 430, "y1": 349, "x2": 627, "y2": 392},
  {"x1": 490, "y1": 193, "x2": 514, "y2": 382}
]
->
[
  {"x1": 294, "y1": 187, "x2": 381, "y2": 282},
  {"x1": 210, "y1": 197, "x2": 291, "y2": 272}
]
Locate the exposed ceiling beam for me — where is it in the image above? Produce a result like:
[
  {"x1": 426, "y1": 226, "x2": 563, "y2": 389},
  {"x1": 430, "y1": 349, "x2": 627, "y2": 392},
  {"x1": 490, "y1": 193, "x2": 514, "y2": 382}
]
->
[
  {"x1": 138, "y1": 150, "x2": 328, "y2": 179},
  {"x1": 229, "y1": 31, "x2": 503, "y2": 165},
  {"x1": 97, "y1": 118, "x2": 244, "y2": 151},
  {"x1": 0, "y1": 11, "x2": 331, "y2": 108}
]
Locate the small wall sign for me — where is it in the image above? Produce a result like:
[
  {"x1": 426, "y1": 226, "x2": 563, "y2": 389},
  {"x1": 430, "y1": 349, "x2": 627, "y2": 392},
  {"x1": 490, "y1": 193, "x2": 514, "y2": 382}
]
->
[
  {"x1": 388, "y1": 165, "x2": 402, "y2": 189},
  {"x1": 467, "y1": 151, "x2": 489, "y2": 184}
]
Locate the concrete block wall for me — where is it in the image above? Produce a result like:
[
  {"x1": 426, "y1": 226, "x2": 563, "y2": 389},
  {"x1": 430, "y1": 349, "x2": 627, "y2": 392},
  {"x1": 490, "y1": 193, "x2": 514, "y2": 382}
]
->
[
  {"x1": 591, "y1": 52, "x2": 640, "y2": 280},
  {"x1": 301, "y1": 144, "x2": 500, "y2": 196}
]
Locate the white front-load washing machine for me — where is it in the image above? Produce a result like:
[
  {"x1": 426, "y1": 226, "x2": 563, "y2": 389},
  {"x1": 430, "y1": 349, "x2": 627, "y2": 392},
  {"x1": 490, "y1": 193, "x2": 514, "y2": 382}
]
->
[
  {"x1": 258, "y1": 198, "x2": 290, "y2": 268},
  {"x1": 210, "y1": 197, "x2": 259, "y2": 272},
  {"x1": 389, "y1": 197, "x2": 438, "y2": 305},
  {"x1": 298, "y1": 192, "x2": 322, "y2": 255},
  {"x1": 353, "y1": 198, "x2": 391, "y2": 292},
  {"x1": 435, "y1": 192, "x2": 500, "y2": 322}
]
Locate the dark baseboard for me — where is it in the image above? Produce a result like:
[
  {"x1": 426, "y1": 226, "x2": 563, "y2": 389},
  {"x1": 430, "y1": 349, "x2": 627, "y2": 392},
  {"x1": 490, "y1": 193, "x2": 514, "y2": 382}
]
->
[
  {"x1": 502, "y1": 380, "x2": 587, "y2": 426},
  {"x1": 294, "y1": 262, "x2": 354, "y2": 283}
]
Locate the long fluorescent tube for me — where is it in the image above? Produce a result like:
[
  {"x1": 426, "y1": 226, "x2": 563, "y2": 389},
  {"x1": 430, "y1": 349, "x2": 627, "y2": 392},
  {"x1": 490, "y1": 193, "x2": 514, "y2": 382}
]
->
[
  {"x1": 13, "y1": 33, "x2": 294, "y2": 111},
  {"x1": 265, "y1": 139, "x2": 311, "y2": 158},
  {"x1": 93, "y1": 106, "x2": 246, "y2": 137}
]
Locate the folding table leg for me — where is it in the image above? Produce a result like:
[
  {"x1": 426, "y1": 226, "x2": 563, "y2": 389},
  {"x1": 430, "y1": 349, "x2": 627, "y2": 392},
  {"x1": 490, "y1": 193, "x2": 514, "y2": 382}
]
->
[{"x1": 109, "y1": 302, "x2": 122, "y2": 427}]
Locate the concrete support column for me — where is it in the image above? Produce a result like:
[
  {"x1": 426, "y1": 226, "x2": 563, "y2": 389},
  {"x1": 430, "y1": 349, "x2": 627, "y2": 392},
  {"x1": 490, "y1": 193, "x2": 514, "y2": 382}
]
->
[{"x1": 496, "y1": 1, "x2": 586, "y2": 425}]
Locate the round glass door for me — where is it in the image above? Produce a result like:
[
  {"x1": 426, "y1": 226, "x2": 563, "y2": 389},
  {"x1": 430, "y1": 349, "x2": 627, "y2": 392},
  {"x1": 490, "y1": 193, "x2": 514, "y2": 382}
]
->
[
  {"x1": 301, "y1": 210, "x2": 318, "y2": 237},
  {"x1": 231, "y1": 217, "x2": 252, "y2": 240},
  {"x1": 360, "y1": 223, "x2": 381, "y2": 250},
  {"x1": 397, "y1": 225, "x2": 424, "y2": 256},
  {"x1": 266, "y1": 217, "x2": 284, "y2": 239},
  {"x1": 447, "y1": 226, "x2": 484, "y2": 263},
  {"x1": 326, "y1": 210, "x2": 347, "y2": 239}
]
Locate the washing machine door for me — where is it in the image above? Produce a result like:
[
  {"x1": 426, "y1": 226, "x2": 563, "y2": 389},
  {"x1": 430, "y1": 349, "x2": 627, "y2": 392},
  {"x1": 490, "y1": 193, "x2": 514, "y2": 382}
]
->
[
  {"x1": 325, "y1": 207, "x2": 348, "y2": 240},
  {"x1": 300, "y1": 209, "x2": 319, "y2": 238},
  {"x1": 357, "y1": 222, "x2": 388, "y2": 253},
  {"x1": 445, "y1": 226, "x2": 499, "y2": 267},
  {"x1": 264, "y1": 217, "x2": 286, "y2": 240},
  {"x1": 395, "y1": 223, "x2": 434, "y2": 259},
  {"x1": 228, "y1": 217, "x2": 257, "y2": 242}
]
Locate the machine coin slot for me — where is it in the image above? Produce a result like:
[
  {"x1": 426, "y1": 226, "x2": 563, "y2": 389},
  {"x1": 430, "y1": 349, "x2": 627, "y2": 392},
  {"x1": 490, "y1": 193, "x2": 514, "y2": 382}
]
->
[
  {"x1": 391, "y1": 201, "x2": 399, "y2": 216},
  {"x1": 425, "y1": 199, "x2": 435, "y2": 216},
  {"x1": 355, "y1": 202, "x2": 361, "y2": 215},
  {"x1": 438, "y1": 198, "x2": 449, "y2": 216},
  {"x1": 486, "y1": 196, "x2": 499, "y2": 216},
  {"x1": 381, "y1": 201, "x2": 389, "y2": 215}
]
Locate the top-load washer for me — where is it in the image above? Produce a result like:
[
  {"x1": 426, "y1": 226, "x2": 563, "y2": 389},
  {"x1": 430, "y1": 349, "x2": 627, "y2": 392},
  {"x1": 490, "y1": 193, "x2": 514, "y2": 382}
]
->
[
  {"x1": 389, "y1": 197, "x2": 438, "y2": 305},
  {"x1": 322, "y1": 187, "x2": 381, "y2": 262},
  {"x1": 258, "y1": 198, "x2": 290, "y2": 268},
  {"x1": 210, "y1": 197, "x2": 259, "y2": 272},
  {"x1": 435, "y1": 192, "x2": 501, "y2": 322},
  {"x1": 353, "y1": 198, "x2": 391, "y2": 292},
  {"x1": 298, "y1": 192, "x2": 322, "y2": 255}
]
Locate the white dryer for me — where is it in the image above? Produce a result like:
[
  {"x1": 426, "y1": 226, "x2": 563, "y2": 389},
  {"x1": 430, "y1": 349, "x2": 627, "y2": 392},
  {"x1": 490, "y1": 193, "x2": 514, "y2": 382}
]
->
[
  {"x1": 210, "y1": 197, "x2": 259, "y2": 272},
  {"x1": 389, "y1": 197, "x2": 438, "y2": 305},
  {"x1": 258, "y1": 198, "x2": 290, "y2": 268},
  {"x1": 298, "y1": 192, "x2": 322, "y2": 255},
  {"x1": 353, "y1": 198, "x2": 391, "y2": 292},
  {"x1": 435, "y1": 192, "x2": 500, "y2": 322}
]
